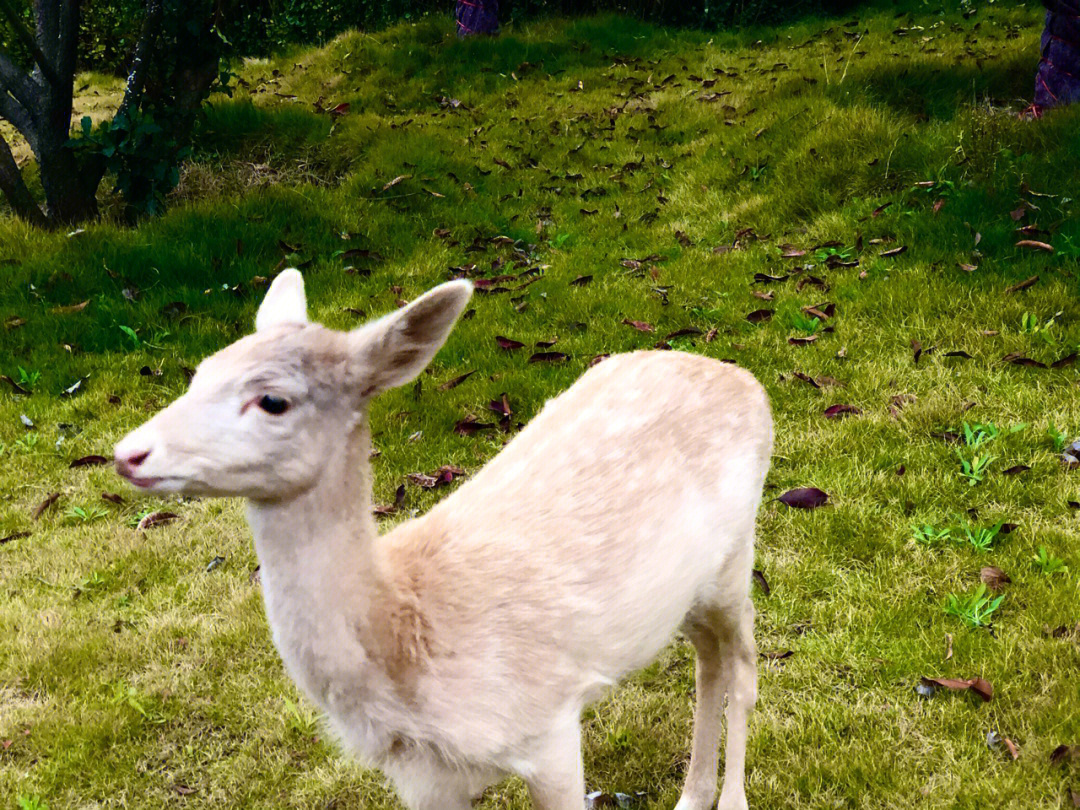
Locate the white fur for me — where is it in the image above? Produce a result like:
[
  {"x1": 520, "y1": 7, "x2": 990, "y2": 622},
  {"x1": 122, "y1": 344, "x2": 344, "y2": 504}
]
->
[{"x1": 115, "y1": 274, "x2": 773, "y2": 810}]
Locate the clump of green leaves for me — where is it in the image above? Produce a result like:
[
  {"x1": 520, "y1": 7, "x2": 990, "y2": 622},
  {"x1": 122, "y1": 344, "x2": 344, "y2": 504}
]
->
[
  {"x1": 1032, "y1": 546, "x2": 1068, "y2": 576},
  {"x1": 65, "y1": 506, "x2": 109, "y2": 524},
  {"x1": 944, "y1": 583, "x2": 1005, "y2": 628},
  {"x1": 912, "y1": 524, "x2": 952, "y2": 545},
  {"x1": 960, "y1": 522, "x2": 1004, "y2": 553},
  {"x1": 789, "y1": 311, "x2": 822, "y2": 336},
  {"x1": 16, "y1": 796, "x2": 49, "y2": 810},
  {"x1": 956, "y1": 450, "x2": 995, "y2": 485},
  {"x1": 1047, "y1": 423, "x2": 1070, "y2": 452},
  {"x1": 15, "y1": 366, "x2": 41, "y2": 389}
]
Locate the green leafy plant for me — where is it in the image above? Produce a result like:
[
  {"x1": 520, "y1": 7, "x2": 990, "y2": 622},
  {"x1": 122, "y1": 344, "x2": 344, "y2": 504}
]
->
[
  {"x1": 118, "y1": 325, "x2": 141, "y2": 349},
  {"x1": 15, "y1": 366, "x2": 41, "y2": 389},
  {"x1": 958, "y1": 421, "x2": 1025, "y2": 449},
  {"x1": 956, "y1": 450, "x2": 995, "y2": 485},
  {"x1": 65, "y1": 506, "x2": 109, "y2": 524},
  {"x1": 1047, "y1": 423, "x2": 1070, "y2": 452},
  {"x1": 944, "y1": 583, "x2": 1004, "y2": 628},
  {"x1": 14, "y1": 434, "x2": 40, "y2": 453},
  {"x1": 812, "y1": 245, "x2": 854, "y2": 263},
  {"x1": 789, "y1": 311, "x2": 823, "y2": 336},
  {"x1": 1020, "y1": 311, "x2": 1061, "y2": 346},
  {"x1": 16, "y1": 796, "x2": 49, "y2": 810},
  {"x1": 912, "y1": 524, "x2": 952, "y2": 545},
  {"x1": 283, "y1": 696, "x2": 320, "y2": 737},
  {"x1": 960, "y1": 522, "x2": 1004, "y2": 553},
  {"x1": 1032, "y1": 546, "x2": 1068, "y2": 576}
]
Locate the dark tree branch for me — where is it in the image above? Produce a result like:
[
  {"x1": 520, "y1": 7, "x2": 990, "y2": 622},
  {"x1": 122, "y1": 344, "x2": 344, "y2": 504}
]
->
[
  {"x1": 0, "y1": 87, "x2": 36, "y2": 147},
  {"x1": 33, "y1": 0, "x2": 58, "y2": 67},
  {"x1": 0, "y1": 130, "x2": 46, "y2": 226},
  {"x1": 0, "y1": 52, "x2": 40, "y2": 112},
  {"x1": 117, "y1": 0, "x2": 163, "y2": 119},
  {"x1": 55, "y1": 0, "x2": 79, "y2": 89},
  {"x1": 0, "y1": 0, "x2": 60, "y2": 87}
]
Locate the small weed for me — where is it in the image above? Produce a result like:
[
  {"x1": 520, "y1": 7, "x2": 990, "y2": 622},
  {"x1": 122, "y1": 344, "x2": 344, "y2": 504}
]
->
[
  {"x1": 551, "y1": 233, "x2": 571, "y2": 249},
  {"x1": 1047, "y1": 423, "x2": 1070, "y2": 452},
  {"x1": 14, "y1": 434, "x2": 40, "y2": 453},
  {"x1": 789, "y1": 311, "x2": 823, "y2": 336},
  {"x1": 958, "y1": 421, "x2": 1026, "y2": 449},
  {"x1": 65, "y1": 505, "x2": 109, "y2": 524},
  {"x1": 108, "y1": 681, "x2": 164, "y2": 724},
  {"x1": 749, "y1": 164, "x2": 768, "y2": 182},
  {"x1": 17, "y1": 796, "x2": 49, "y2": 810},
  {"x1": 1032, "y1": 546, "x2": 1068, "y2": 576},
  {"x1": 15, "y1": 366, "x2": 41, "y2": 389},
  {"x1": 960, "y1": 522, "x2": 1004, "y2": 553},
  {"x1": 956, "y1": 450, "x2": 995, "y2": 485},
  {"x1": 118, "y1": 325, "x2": 141, "y2": 349},
  {"x1": 607, "y1": 727, "x2": 635, "y2": 751},
  {"x1": 283, "y1": 696, "x2": 320, "y2": 737},
  {"x1": 944, "y1": 583, "x2": 1004, "y2": 628},
  {"x1": 1020, "y1": 311, "x2": 1061, "y2": 345},
  {"x1": 912, "y1": 524, "x2": 952, "y2": 545},
  {"x1": 812, "y1": 245, "x2": 854, "y2": 263}
]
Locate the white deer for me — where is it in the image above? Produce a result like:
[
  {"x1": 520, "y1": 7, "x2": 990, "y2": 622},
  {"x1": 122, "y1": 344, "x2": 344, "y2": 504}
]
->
[{"x1": 114, "y1": 270, "x2": 773, "y2": 810}]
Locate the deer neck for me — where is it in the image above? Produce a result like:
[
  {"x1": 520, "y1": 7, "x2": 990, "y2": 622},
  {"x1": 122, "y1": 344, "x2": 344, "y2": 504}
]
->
[{"x1": 244, "y1": 416, "x2": 390, "y2": 704}]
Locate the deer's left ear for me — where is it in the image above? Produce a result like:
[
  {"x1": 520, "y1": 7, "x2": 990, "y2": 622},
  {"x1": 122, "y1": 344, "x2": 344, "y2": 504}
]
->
[
  {"x1": 256, "y1": 269, "x2": 309, "y2": 332},
  {"x1": 348, "y1": 279, "x2": 473, "y2": 395}
]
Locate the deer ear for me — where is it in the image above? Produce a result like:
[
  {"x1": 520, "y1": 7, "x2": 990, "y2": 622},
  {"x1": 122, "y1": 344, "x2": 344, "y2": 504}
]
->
[
  {"x1": 349, "y1": 279, "x2": 473, "y2": 395},
  {"x1": 256, "y1": 269, "x2": 308, "y2": 332}
]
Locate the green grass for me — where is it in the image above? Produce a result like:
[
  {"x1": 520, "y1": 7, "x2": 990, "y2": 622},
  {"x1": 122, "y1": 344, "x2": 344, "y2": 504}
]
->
[{"x1": 3, "y1": 3, "x2": 1080, "y2": 808}]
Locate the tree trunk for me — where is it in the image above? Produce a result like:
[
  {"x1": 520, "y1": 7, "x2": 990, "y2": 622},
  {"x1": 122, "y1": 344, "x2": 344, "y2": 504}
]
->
[
  {"x1": 456, "y1": 0, "x2": 499, "y2": 37},
  {"x1": 1035, "y1": 0, "x2": 1080, "y2": 110}
]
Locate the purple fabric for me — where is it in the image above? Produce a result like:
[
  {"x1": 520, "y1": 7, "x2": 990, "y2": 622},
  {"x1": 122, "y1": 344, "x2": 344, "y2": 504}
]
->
[
  {"x1": 456, "y1": 0, "x2": 499, "y2": 37},
  {"x1": 1035, "y1": 0, "x2": 1080, "y2": 109}
]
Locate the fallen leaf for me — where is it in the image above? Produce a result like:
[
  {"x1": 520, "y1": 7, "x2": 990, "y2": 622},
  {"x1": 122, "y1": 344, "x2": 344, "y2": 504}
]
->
[
  {"x1": 1052, "y1": 352, "x2": 1077, "y2": 369},
  {"x1": 0, "y1": 375, "x2": 30, "y2": 394},
  {"x1": 0, "y1": 531, "x2": 30, "y2": 545},
  {"x1": 1001, "y1": 465, "x2": 1030, "y2": 476},
  {"x1": 69, "y1": 455, "x2": 109, "y2": 468},
  {"x1": 33, "y1": 492, "x2": 60, "y2": 520},
  {"x1": 437, "y1": 371, "x2": 475, "y2": 391},
  {"x1": 570, "y1": 275, "x2": 593, "y2": 286},
  {"x1": 1050, "y1": 745, "x2": 1080, "y2": 765},
  {"x1": 944, "y1": 350, "x2": 972, "y2": 359},
  {"x1": 1002, "y1": 353, "x2": 1047, "y2": 369},
  {"x1": 788, "y1": 335, "x2": 818, "y2": 346},
  {"x1": 495, "y1": 336, "x2": 525, "y2": 350},
  {"x1": 777, "y1": 487, "x2": 829, "y2": 509},
  {"x1": 1003, "y1": 738, "x2": 1019, "y2": 760},
  {"x1": 381, "y1": 174, "x2": 412, "y2": 191},
  {"x1": 746, "y1": 309, "x2": 774, "y2": 323},
  {"x1": 137, "y1": 511, "x2": 179, "y2": 530},
  {"x1": 945, "y1": 633, "x2": 953, "y2": 661},
  {"x1": 623, "y1": 319, "x2": 654, "y2": 332},
  {"x1": 529, "y1": 351, "x2": 568, "y2": 363},
  {"x1": 920, "y1": 676, "x2": 993, "y2": 702},
  {"x1": 101, "y1": 492, "x2": 124, "y2": 504},
  {"x1": 871, "y1": 202, "x2": 892, "y2": 217},
  {"x1": 824, "y1": 404, "x2": 861, "y2": 419},
  {"x1": 981, "y1": 566, "x2": 1011, "y2": 591},
  {"x1": 1015, "y1": 240, "x2": 1053, "y2": 252},
  {"x1": 792, "y1": 371, "x2": 819, "y2": 388},
  {"x1": 760, "y1": 650, "x2": 794, "y2": 660},
  {"x1": 50, "y1": 300, "x2": 89, "y2": 315},
  {"x1": 958, "y1": 262, "x2": 978, "y2": 272},
  {"x1": 1005, "y1": 275, "x2": 1039, "y2": 293},
  {"x1": 454, "y1": 416, "x2": 494, "y2": 436},
  {"x1": 880, "y1": 245, "x2": 908, "y2": 258},
  {"x1": 4, "y1": 316, "x2": 25, "y2": 329},
  {"x1": 752, "y1": 568, "x2": 771, "y2": 595}
]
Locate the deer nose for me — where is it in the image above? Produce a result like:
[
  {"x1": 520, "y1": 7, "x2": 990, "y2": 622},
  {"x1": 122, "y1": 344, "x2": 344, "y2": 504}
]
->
[{"x1": 115, "y1": 448, "x2": 150, "y2": 478}]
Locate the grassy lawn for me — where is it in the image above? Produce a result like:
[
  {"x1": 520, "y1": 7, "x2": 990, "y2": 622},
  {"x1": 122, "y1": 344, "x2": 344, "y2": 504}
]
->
[{"x1": 3, "y1": 3, "x2": 1080, "y2": 808}]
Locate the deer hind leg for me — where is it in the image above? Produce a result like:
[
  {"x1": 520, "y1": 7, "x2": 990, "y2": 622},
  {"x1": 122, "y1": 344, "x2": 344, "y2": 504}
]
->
[{"x1": 675, "y1": 595, "x2": 756, "y2": 810}]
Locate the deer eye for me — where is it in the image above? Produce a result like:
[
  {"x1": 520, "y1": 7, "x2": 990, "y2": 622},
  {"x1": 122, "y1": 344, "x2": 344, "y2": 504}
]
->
[{"x1": 257, "y1": 394, "x2": 289, "y2": 415}]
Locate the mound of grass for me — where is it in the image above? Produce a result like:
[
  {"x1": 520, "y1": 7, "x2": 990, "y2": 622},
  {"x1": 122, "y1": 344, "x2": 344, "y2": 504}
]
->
[{"x1": 2, "y1": 5, "x2": 1079, "y2": 809}]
